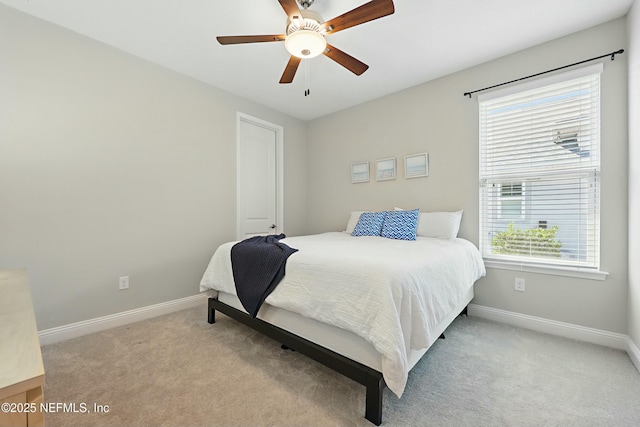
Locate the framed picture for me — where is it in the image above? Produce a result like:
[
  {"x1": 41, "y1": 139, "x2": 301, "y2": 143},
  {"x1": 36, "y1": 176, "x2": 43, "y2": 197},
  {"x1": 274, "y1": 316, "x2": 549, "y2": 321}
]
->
[
  {"x1": 405, "y1": 153, "x2": 429, "y2": 178},
  {"x1": 376, "y1": 157, "x2": 396, "y2": 181},
  {"x1": 351, "y1": 161, "x2": 370, "y2": 183}
]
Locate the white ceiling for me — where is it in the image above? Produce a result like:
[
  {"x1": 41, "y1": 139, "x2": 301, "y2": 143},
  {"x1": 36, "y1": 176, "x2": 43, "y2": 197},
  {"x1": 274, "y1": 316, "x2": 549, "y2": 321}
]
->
[{"x1": 0, "y1": 0, "x2": 634, "y2": 120}]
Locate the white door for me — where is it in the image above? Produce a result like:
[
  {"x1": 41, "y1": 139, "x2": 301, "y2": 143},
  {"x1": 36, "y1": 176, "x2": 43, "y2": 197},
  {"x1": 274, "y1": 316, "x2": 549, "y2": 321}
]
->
[{"x1": 236, "y1": 113, "x2": 283, "y2": 239}]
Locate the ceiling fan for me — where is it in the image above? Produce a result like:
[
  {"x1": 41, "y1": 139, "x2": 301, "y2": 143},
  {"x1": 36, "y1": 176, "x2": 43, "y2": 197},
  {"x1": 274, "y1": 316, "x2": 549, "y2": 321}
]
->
[{"x1": 216, "y1": 0, "x2": 395, "y2": 84}]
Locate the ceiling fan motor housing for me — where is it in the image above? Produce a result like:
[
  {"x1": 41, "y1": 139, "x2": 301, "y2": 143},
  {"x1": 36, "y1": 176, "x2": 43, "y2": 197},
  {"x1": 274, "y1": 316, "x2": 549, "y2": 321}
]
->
[{"x1": 286, "y1": 10, "x2": 324, "y2": 33}]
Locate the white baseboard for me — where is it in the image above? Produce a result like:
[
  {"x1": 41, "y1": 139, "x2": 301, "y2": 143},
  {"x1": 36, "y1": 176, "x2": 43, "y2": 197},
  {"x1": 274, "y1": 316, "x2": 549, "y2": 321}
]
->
[
  {"x1": 38, "y1": 294, "x2": 208, "y2": 346},
  {"x1": 468, "y1": 303, "x2": 628, "y2": 350},
  {"x1": 627, "y1": 337, "x2": 640, "y2": 372}
]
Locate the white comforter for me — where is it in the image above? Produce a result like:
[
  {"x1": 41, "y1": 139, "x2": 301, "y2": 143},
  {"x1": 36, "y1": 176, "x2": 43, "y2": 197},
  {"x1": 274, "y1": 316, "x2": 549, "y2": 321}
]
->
[{"x1": 200, "y1": 232, "x2": 485, "y2": 397}]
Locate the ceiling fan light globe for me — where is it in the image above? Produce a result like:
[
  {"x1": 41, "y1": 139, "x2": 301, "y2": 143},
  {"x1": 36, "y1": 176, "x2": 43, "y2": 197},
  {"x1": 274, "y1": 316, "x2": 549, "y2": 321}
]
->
[{"x1": 285, "y1": 30, "x2": 326, "y2": 58}]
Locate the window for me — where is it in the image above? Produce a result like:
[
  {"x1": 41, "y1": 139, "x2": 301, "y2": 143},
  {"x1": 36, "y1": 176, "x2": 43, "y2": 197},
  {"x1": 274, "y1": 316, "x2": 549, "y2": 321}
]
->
[{"x1": 479, "y1": 64, "x2": 601, "y2": 269}]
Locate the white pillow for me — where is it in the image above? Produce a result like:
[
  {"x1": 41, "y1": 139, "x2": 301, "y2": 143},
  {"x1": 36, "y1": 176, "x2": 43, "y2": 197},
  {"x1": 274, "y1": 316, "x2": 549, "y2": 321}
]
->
[
  {"x1": 417, "y1": 210, "x2": 463, "y2": 239},
  {"x1": 345, "y1": 211, "x2": 365, "y2": 233}
]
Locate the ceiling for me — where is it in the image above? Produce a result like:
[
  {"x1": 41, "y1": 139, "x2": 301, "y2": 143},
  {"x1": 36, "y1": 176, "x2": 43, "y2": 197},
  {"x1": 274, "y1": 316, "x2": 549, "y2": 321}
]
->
[{"x1": 0, "y1": 0, "x2": 634, "y2": 120}]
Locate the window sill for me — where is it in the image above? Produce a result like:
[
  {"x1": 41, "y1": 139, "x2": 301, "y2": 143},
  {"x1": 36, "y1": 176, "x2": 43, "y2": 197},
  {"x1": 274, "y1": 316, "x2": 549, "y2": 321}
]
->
[{"x1": 484, "y1": 259, "x2": 609, "y2": 281}]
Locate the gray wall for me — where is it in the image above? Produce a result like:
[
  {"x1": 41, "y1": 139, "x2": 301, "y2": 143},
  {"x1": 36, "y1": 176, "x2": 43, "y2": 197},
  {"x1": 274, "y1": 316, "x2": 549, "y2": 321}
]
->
[
  {"x1": 628, "y1": 3, "x2": 640, "y2": 352},
  {"x1": 306, "y1": 18, "x2": 629, "y2": 334},
  {"x1": 0, "y1": 4, "x2": 308, "y2": 330}
]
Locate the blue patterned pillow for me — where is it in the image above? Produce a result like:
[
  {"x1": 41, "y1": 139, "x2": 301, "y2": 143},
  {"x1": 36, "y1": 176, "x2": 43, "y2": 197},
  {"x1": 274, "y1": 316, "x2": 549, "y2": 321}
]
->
[
  {"x1": 351, "y1": 211, "x2": 386, "y2": 236},
  {"x1": 381, "y1": 209, "x2": 419, "y2": 240}
]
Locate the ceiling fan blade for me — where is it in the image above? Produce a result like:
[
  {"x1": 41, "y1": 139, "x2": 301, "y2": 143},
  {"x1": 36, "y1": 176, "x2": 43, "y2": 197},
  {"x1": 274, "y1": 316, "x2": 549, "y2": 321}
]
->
[
  {"x1": 278, "y1": 0, "x2": 302, "y2": 20},
  {"x1": 321, "y1": 0, "x2": 395, "y2": 35},
  {"x1": 323, "y1": 44, "x2": 369, "y2": 76},
  {"x1": 280, "y1": 56, "x2": 302, "y2": 84},
  {"x1": 217, "y1": 35, "x2": 286, "y2": 45}
]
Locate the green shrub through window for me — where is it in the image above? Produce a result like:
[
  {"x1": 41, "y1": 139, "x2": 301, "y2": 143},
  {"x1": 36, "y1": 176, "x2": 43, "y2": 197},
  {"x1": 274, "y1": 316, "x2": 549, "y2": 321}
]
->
[{"x1": 491, "y1": 223, "x2": 562, "y2": 258}]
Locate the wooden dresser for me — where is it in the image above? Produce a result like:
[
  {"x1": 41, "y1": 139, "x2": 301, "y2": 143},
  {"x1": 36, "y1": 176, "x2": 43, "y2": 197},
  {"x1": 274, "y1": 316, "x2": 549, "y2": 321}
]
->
[{"x1": 0, "y1": 269, "x2": 45, "y2": 427}]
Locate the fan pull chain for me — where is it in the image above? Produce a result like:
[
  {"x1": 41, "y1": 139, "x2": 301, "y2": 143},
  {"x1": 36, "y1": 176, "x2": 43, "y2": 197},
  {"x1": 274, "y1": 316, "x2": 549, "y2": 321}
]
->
[{"x1": 304, "y1": 60, "x2": 310, "y2": 97}]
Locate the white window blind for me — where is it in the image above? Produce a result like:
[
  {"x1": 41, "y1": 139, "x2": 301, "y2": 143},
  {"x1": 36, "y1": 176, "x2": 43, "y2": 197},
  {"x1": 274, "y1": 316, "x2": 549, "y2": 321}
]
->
[{"x1": 479, "y1": 64, "x2": 601, "y2": 269}]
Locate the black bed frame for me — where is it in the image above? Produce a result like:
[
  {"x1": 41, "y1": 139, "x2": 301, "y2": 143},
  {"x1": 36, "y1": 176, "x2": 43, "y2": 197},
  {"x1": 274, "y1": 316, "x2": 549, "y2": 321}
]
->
[{"x1": 208, "y1": 297, "x2": 468, "y2": 425}]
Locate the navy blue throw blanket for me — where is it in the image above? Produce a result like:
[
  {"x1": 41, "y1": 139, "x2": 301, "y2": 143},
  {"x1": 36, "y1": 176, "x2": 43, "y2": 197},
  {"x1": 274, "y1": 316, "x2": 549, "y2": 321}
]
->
[{"x1": 231, "y1": 233, "x2": 298, "y2": 318}]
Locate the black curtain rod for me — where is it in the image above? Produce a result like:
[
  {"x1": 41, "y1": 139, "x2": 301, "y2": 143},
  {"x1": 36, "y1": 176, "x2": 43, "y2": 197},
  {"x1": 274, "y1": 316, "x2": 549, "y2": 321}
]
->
[{"x1": 463, "y1": 48, "x2": 624, "y2": 98}]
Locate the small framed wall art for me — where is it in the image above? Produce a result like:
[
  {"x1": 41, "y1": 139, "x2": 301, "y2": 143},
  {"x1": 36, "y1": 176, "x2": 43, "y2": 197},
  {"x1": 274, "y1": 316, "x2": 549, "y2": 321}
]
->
[
  {"x1": 351, "y1": 161, "x2": 370, "y2": 183},
  {"x1": 376, "y1": 157, "x2": 396, "y2": 181},
  {"x1": 405, "y1": 152, "x2": 429, "y2": 178}
]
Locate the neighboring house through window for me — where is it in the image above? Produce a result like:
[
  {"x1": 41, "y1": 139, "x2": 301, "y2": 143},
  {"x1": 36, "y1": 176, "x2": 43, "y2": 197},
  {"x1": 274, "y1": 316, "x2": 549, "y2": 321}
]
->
[
  {"x1": 499, "y1": 182, "x2": 524, "y2": 219},
  {"x1": 479, "y1": 64, "x2": 602, "y2": 270}
]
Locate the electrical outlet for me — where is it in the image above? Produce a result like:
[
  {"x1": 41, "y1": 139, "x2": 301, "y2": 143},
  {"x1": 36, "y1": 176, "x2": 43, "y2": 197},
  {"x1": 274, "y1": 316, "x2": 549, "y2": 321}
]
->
[
  {"x1": 119, "y1": 276, "x2": 129, "y2": 290},
  {"x1": 515, "y1": 277, "x2": 525, "y2": 292}
]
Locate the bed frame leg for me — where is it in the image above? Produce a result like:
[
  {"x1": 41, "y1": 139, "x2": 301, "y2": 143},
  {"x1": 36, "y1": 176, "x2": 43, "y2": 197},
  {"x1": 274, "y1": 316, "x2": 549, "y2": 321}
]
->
[
  {"x1": 208, "y1": 297, "x2": 216, "y2": 324},
  {"x1": 461, "y1": 305, "x2": 468, "y2": 317},
  {"x1": 365, "y1": 370, "x2": 384, "y2": 426}
]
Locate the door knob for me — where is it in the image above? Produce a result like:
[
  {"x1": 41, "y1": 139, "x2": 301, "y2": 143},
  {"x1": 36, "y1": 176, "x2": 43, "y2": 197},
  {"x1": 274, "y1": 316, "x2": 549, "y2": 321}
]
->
[{"x1": 270, "y1": 224, "x2": 276, "y2": 229}]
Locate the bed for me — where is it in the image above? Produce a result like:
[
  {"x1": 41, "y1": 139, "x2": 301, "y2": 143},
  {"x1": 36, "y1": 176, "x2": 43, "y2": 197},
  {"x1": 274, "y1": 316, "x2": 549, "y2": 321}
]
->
[{"x1": 200, "y1": 213, "x2": 485, "y2": 425}]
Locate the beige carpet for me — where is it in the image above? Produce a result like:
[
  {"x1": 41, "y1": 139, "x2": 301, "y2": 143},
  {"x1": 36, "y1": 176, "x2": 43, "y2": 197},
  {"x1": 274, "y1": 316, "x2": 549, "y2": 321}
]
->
[{"x1": 40, "y1": 303, "x2": 640, "y2": 426}]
